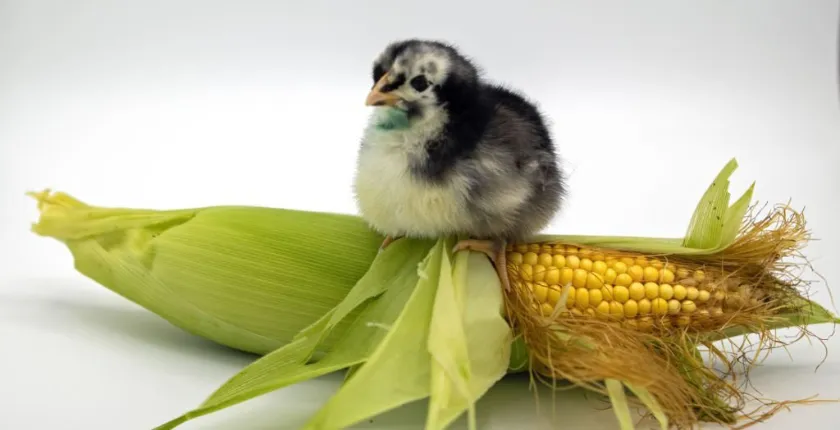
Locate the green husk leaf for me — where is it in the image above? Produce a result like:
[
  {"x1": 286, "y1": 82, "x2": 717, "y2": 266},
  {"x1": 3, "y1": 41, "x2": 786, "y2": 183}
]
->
[
  {"x1": 427, "y1": 239, "x2": 474, "y2": 429},
  {"x1": 154, "y1": 238, "x2": 435, "y2": 430},
  {"x1": 606, "y1": 379, "x2": 635, "y2": 430},
  {"x1": 534, "y1": 158, "x2": 753, "y2": 256},
  {"x1": 297, "y1": 238, "x2": 427, "y2": 360},
  {"x1": 426, "y1": 249, "x2": 512, "y2": 430},
  {"x1": 302, "y1": 239, "x2": 445, "y2": 429},
  {"x1": 682, "y1": 158, "x2": 738, "y2": 249},
  {"x1": 625, "y1": 383, "x2": 668, "y2": 430},
  {"x1": 27, "y1": 190, "x2": 383, "y2": 355}
]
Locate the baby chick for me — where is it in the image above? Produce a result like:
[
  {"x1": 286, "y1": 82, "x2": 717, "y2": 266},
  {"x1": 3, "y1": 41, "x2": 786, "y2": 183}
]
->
[{"x1": 353, "y1": 39, "x2": 566, "y2": 290}]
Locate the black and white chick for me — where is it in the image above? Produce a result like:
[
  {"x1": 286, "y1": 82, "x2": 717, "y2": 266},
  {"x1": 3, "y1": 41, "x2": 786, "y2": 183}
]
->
[{"x1": 353, "y1": 39, "x2": 566, "y2": 290}]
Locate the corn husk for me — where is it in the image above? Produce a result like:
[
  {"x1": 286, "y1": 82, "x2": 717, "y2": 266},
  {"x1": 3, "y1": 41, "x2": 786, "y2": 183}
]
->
[
  {"x1": 26, "y1": 190, "x2": 383, "y2": 355},
  {"x1": 27, "y1": 158, "x2": 839, "y2": 429}
]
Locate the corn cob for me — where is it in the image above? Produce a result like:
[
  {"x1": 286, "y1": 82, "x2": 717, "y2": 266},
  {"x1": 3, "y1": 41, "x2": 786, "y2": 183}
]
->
[{"x1": 506, "y1": 243, "x2": 772, "y2": 333}]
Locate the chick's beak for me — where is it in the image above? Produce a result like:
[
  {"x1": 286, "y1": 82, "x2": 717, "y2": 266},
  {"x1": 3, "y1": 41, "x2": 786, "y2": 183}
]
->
[{"x1": 365, "y1": 73, "x2": 401, "y2": 106}]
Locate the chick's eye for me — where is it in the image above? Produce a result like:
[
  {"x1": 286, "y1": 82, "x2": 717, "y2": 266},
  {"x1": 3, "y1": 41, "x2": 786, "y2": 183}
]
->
[{"x1": 410, "y1": 75, "x2": 429, "y2": 92}]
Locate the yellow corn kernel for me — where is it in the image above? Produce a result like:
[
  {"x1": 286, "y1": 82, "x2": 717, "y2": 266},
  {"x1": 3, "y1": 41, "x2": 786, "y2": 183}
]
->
[
  {"x1": 714, "y1": 290, "x2": 726, "y2": 302},
  {"x1": 638, "y1": 299, "x2": 652, "y2": 314},
  {"x1": 628, "y1": 282, "x2": 645, "y2": 301},
  {"x1": 533, "y1": 264, "x2": 546, "y2": 282},
  {"x1": 545, "y1": 267, "x2": 560, "y2": 285},
  {"x1": 565, "y1": 288, "x2": 576, "y2": 307},
  {"x1": 540, "y1": 303, "x2": 555, "y2": 316},
  {"x1": 620, "y1": 257, "x2": 635, "y2": 266},
  {"x1": 589, "y1": 288, "x2": 603, "y2": 307},
  {"x1": 586, "y1": 273, "x2": 604, "y2": 289},
  {"x1": 613, "y1": 285, "x2": 629, "y2": 303},
  {"x1": 523, "y1": 252, "x2": 538, "y2": 266},
  {"x1": 628, "y1": 265, "x2": 644, "y2": 282},
  {"x1": 570, "y1": 308, "x2": 583, "y2": 317},
  {"x1": 596, "y1": 300, "x2": 610, "y2": 316},
  {"x1": 534, "y1": 264, "x2": 548, "y2": 282},
  {"x1": 560, "y1": 267, "x2": 574, "y2": 286},
  {"x1": 534, "y1": 284, "x2": 549, "y2": 302},
  {"x1": 585, "y1": 308, "x2": 596, "y2": 317},
  {"x1": 565, "y1": 245, "x2": 579, "y2": 254},
  {"x1": 615, "y1": 273, "x2": 633, "y2": 287},
  {"x1": 638, "y1": 316, "x2": 654, "y2": 331},
  {"x1": 644, "y1": 282, "x2": 659, "y2": 300},
  {"x1": 643, "y1": 266, "x2": 660, "y2": 282},
  {"x1": 509, "y1": 252, "x2": 524, "y2": 265},
  {"x1": 677, "y1": 268, "x2": 691, "y2": 279},
  {"x1": 649, "y1": 259, "x2": 663, "y2": 269},
  {"x1": 552, "y1": 254, "x2": 566, "y2": 268},
  {"x1": 575, "y1": 288, "x2": 589, "y2": 309},
  {"x1": 547, "y1": 287, "x2": 562, "y2": 306},
  {"x1": 573, "y1": 269, "x2": 588, "y2": 288},
  {"x1": 697, "y1": 290, "x2": 710, "y2": 303},
  {"x1": 673, "y1": 284, "x2": 687, "y2": 300},
  {"x1": 659, "y1": 284, "x2": 674, "y2": 300},
  {"x1": 652, "y1": 298, "x2": 668, "y2": 315},
  {"x1": 667, "y1": 299, "x2": 681, "y2": 315},
  {"x1": 635, "y1": 256, "x2": 648, "y2": 266},
  {"x1": 676, "y1": 315, "x2": 692, "y2": 327},
  {"x1": 580, "y1": 258, "x2": 593, "y2": 271},
  {"x1": 686, "y1": 286, "x2": 699, "y2": 301},
  {"x1": 591, "y1": 252, "x2": 605, "y2": 261},
  {"x1": 694, "y1": 270, "x2": 706, "y2": 282},
  {"x1": 624, "y1": 299, "x2": 639, "y2": 318},
  {"x1": 665, "y1": 263, "x2": 677, "y2": 272},
  {"x1": 610, "y1": 301, "x2": 624, "y2": 319},
  {"x1": 604, "y1": 268, "x2": 617, "y2": 284},
  {"x1": 613, "y1": 261, "x2": 628, "y2": 274},
  {"x1": 520, "y1": 264, "x2": 533, "y2": 281},
  {"x1": 579, "y1": 248, "x2": 592, "y2": 258},
  {"x1": 661, "y1": 269, "x2": 675, "y2": 284},
  {"x1": 538, "y1": 253, "x2": 553, "y2": 267},
  {"x1": 601, "y1": 284, "x2": 614, "y2": 301},
  {"x1": 566, "y1": 255, "x2": 581, "y2": 269},
  {"x1": 528, "y1": 244, "x2": 541, "y2": 253},
  {"x1": 681, "y1": 300, "x2": 696, "y2": 313},
  {"x1": 593, "y1": 260, "x2": 608, "y2": 276}
]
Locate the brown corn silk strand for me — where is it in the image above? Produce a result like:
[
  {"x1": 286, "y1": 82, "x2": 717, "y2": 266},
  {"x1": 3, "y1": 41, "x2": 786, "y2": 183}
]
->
[{"x1": 500, "y1": 204, "x2": 827, "y2": 428}]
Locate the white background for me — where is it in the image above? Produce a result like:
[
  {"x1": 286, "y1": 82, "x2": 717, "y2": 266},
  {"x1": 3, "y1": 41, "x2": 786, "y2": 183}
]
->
[{"x1": 2, "y1": 0, "x2": 840, "y2": 428}]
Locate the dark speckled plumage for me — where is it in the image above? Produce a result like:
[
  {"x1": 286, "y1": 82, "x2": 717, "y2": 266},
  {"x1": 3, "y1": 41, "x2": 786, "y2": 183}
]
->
[{"x1": 354, "y1": 39, "x2": 566, "y2": 244}]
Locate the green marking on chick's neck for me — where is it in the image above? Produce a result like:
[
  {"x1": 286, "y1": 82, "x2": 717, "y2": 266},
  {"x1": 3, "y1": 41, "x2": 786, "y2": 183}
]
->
[{"x1": 375, "y1": 107, "x2": 411, "y2": 130}]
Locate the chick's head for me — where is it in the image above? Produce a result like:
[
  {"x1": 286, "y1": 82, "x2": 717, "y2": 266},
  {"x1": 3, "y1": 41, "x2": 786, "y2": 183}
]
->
[{"x1": 366, "y1": 39, "x2": 479, "y2": 120}]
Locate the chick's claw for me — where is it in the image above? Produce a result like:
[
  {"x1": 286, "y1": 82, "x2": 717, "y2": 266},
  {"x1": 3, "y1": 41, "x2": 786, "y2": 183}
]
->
[
  {"x1": 452, "y1": 239, "x2": 512, "y2": 292},
  {"x1": 378, "y1": 235, "x2": 403, "y2": 253}
]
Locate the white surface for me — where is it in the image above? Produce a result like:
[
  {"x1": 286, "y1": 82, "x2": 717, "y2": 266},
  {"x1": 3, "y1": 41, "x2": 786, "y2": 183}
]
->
[{"x1": 2, "y1": 1, "x2": 840, "y2": 429}]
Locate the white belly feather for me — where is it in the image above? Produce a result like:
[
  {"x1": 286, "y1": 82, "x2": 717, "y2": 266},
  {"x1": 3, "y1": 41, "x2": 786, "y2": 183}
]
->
[{"x1": 353, "y1": 114, "x2": 472, "y2": 238}]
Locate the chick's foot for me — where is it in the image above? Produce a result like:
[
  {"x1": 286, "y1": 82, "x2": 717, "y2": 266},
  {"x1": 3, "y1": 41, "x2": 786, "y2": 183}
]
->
[{"x1": 452, "y1": 239, "x2": 511, "y2": 291}]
